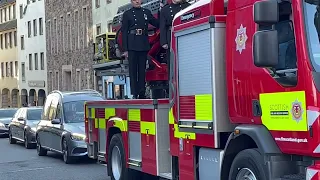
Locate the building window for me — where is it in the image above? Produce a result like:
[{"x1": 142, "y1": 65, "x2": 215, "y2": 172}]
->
[
  {"x1": 54, "y1": 18, "x2": 57, "y2": 52},
  {"x1": 67, "y1": 13, "x2": 71, "y2": 50},
  {"x1": 76, "y1": 70, "x2": 81, "y2": 90},
  {"x1": 0, "y1": 9, "x2": 2, "y2": 23},
  {"x1": 14, "y1": 61, "x2": 18, "y2": 76},
  {"x1": 34, "y1": 53, "x2": 38, "y2": 70},
  {"x1": 95, "y1": 0, "x2": 100, "y2": 8},
  {"x1": 96, "y1": 24, "x2": 101, "y2": 35},
  {"x1": 39, "y1": 18, "x2": 43, "y2": 35},
  {"x1": 74, "y1": 11, "x2": 78, "y2": 49},
  {"x1": 0, "y1": 34, "x2": 3, "y2": 49},
  {"x1": 13, "y1": 4, "x2": 16, "y2": 19},
  {"x1": 8, "y1": 6, "x2": 11, "y2": 20},
  {"x1": 28, "y1": 21, "x2": 31, "y2": 37},
  {"x1": 29, "y1": 54, "x2": 32, "y2": 70},
  {"x1": 82, "y1": 7, "x2": 87, "y2": 48},
  {"x1": 4, "y1": 7, "x2": 6, "y2": 22},
  {"x1": 4, "y1": 33, "x2": 7, "y2": 48},
  {"x1": 60, "y1": 16, "x2": 64, "y2": 51},
  {"x1": 0, "y1": 62, "x2": 4, "y2": 77},
  {"x1": 21, "y1": 62, "x2": 25, "y2": 81},
  {"x1": 40, "y1": 52, "x2": 44, "y2": 70},
  {"x1": 19, "y1": 5, "x2": 23, "y2": 19},
  {"x1": 33, "y1": 19, "x2": 37, "y2": 36},
  {"x1": 49, "y1": 71, "x2": 53, "y2": 90},
  {"x1": 85, "y1": 70, "x2": 90, "y2": 88},
  {"x1": 5, "y1": 62, "x2": 8, "y2": 77},
  {"x1": 9, "y1": 32, "x2": 12, "y2": 48},
  {"x1": 20, "y1": 35, "x2": 24, "y2": 49},
  {"x1": 14, "y1": 31, "x2": 17, "y2": 46},
  {"x1": 10, "y1": 62, "x2": 13, "y2": 77},
  {"x1": 56, "y1": 71, "x2": 59, "y2": 90}
]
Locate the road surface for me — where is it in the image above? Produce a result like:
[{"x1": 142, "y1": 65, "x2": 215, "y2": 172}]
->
[{"x1": 0, "y1": 138, "x2": 110, "y2": 180}]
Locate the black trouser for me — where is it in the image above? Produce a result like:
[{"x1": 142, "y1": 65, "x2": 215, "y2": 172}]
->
[
  {"x1": 166, "y1": 28, "x2": 172, "y2": 81},
  {"x1": 128, "y1": 51, "x2": 148, "y2": 97}
]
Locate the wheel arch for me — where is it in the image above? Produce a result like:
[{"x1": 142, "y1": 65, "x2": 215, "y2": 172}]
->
[
  {"x1": 220, "y1": 125, "x2": 281, "y2": 180},
  {"x1": 60, "y1": 131, "x2": 71, "y2": 151}
]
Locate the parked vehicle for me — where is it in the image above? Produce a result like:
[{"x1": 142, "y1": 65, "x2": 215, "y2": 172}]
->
[
  {"x1": 8, "y1": 107, "x2": 43, "y2": 149},
  {"x1": 36, "y1": 90, "x2": 104, "y2": 164},
  {"x1": 0, "y1": 108, "x2": 18, "y2": 137}
]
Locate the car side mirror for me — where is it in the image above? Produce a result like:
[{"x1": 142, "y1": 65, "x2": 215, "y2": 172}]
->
[
  {"x1": 52, "y1": 118, "x2": 61, "y2": 124},
  {"x1": 254, "y1": 0, "x2": 279, "y2": 25},
  {"x1": 253, "y1": 30, "x2": 279, "y2": 67}
]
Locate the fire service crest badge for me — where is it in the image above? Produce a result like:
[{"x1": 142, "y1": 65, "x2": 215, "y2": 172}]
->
[
  {"x1": 235, "y1": 24, "x2": 248, "y2": 54},
  {"x1": 291, "y1": 99, "x2": 303, "y2": 123}
]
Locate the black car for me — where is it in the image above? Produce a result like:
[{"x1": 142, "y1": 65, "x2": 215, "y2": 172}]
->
[
  {"x1": 0, "y1": 108, "x2": 18, "y2": 137},
  {"x1": 36, "y1": 90, "x2": 104, "y2": 163},
  {"x1": 8, "y1": 107, "x2": 43, "y2": 149}
]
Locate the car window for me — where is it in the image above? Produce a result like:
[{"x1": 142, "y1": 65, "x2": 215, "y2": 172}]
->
[
  {"x1": 42, "y1": 94, "x2": 54, "y2": 120},
  {"x1": 13, "y1": 109, "x2": 21, "y2": 119},
  {"x1": 63, "y1": 100, "x2": 86, "y2": 123},
  {"x1": 27, "y1": 109, "x2": 42, "y2": 121},
  {"x1": 18, "y1": 109, "x2": 27, "y2": 118},
  {"x1": 48, "y1": 96, "x2": 59, "y2": 121},
  {"x1": 0, "y1": 109, "x2": 18, "y2": 118}
]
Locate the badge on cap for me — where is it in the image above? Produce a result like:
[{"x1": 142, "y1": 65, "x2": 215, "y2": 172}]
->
[{"x1": 235, "y1": 24, "x2": 248, "y2": 54}]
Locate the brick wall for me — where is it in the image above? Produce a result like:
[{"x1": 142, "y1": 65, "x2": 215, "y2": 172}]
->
[{"x1": 45, "y1": 0, "x2": 94, "y2": 92}]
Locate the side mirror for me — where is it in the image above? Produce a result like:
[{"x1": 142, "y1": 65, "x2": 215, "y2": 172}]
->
[
  {"x1": 51, "y1": 118, "x2": 61, "y2": 125},
  {"x1": 254, "y1": 0, "x2": 279, "y2": 25},
  {"x1": 253, "y1": 30, "x2": 279, "y2": 67}
]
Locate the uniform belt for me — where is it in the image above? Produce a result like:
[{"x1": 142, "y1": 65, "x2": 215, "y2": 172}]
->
[{"x1": 129, "y1": 29, "x2": 147, "y2": 35}]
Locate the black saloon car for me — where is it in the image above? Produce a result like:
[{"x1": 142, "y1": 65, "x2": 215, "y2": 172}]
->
[{"x1": 0, "y1": 108, "x2": 18, "y2": 137}]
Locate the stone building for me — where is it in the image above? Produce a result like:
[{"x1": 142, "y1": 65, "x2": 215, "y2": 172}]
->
[
  {"x1": 17, "y1": 0, "x2": 47, "y2": 106},
  {"x1": 0, "y1": 0, "x2": 19, "y2": 108},
  {"x1": 45, "y1": 0, "x2": 94, "y2": 93}
]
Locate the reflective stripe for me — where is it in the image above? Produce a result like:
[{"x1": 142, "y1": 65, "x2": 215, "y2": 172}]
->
[
  {"x1": 195, "y1": 94, "x2": 212, "y2": 121},
  {"x1": 141, "y1": 121, "x2": 156, "y2": 135},
  {"x1": 174, "y1": 124, "x2": 196, "y2": 140},
  {"x1": 105, "y1": 108, "x2": 116, "y2": 119},
  {"x1": 129, "y1": 109, "x2": 141, "y2": 121},
  {"x1": 98, "y1": 118, "x2": 106, "y2": 129},
  {"x1": 90, "y1": 108, "x2": 96, "y2": 118},
  {"x1": 114, "y1": 119, "x2": 128, "y2": 131},
  {"x1": 169, "y1": 108, "x2": 174, "y2": 124}
]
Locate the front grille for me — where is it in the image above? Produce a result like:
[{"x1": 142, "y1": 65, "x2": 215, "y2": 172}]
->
[{"x1": 72, "y1": 147, "x2": 87, "y2": 154}]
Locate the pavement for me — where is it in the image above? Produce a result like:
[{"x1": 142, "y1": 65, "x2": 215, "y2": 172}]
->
[{"x1": 0, "y1": 138, "x2": 110, "y2": 180}]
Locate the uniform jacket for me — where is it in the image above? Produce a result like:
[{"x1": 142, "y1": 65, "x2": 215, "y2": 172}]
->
[
  {"x1": 122, "y1": 7, "x2": 159, "y2": 52},
  {"x1": 160, "y1": 2, "x2": 190, "y2": 46}
]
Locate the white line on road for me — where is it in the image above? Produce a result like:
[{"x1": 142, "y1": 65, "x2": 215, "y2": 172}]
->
[{"x1": 0, "y1": 167, "x2": 53, "y2": 174}]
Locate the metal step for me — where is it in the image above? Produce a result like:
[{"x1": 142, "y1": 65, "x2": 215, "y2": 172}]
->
[
  {"x1": 128, "y1": 158, "x2": 142, "y2": 167},
  {"x1": 278, "y1": 174, "x2": 305, "y2": 180},
  {"x1": 97, "y1": 152, "x2": 106, "y2": 162},
  {"x1": 159, "y1": 173, "x2": 172, "y2": 179}
]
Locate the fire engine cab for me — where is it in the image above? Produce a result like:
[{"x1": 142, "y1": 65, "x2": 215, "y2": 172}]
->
[{"x1": 85, "y1": 0, "x2": 320, "y2": 179}]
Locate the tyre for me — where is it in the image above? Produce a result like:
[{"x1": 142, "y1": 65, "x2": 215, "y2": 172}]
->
[
  {"x1": 228, "y1": 148, "x2": 268, "y2": 180},
  {"x1": 107, "y1": 134, "x2": 141, "y2": 180},
  {"x1": 24, "y1": 131, "x2": 32, "y2": 149},
  {"x1": 8, "y1": 130, "x2": 16, "y2": 144},
  {"x1": 36, "y1": 135, "x2": 47, "y2": 156},
  {"x1": 62, "y1": 138, "x2": 74, "y2": 164}
]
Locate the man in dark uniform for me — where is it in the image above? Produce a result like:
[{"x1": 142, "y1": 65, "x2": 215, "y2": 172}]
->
[
  {"x1": 122, "y1": 0, "x2": 159, "y2": 99},
  {"x1": 160, "y1": 0, "x2": 190, "y2": 79}
]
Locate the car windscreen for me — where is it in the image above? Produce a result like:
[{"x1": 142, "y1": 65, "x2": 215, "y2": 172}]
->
[
  {"x1": 0, "y1": 109, "x2": 17, "y2": 118},
  {"x1": 63, "y1": 100, "x2": 86, "y2": 123},
  {"x1": 27, "y1": 109, "x2": 42, "y2": 120}
]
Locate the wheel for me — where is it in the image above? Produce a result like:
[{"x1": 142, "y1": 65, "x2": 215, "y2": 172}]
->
[
  {"x1": 62, "y1": 138, "x2": 74, "y2": 164},
  {"x1": 107, "y1": 134, "x2": 142, "y2": 180},
  {"x1": 36, "y1": 135, "x2": 47, "y2": 156},
  {"x1": 8, "y1": 129, "x2": 16, "y2": 144},
  {"x1": 228, "y1": 148, "x2": 268, "y2": 180},
  {"x1": 24, "y1": 131, "x2": 32, "y2": 149}
]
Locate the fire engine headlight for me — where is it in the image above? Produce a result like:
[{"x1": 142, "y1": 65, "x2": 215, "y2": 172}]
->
[{"x1": 71, "y1": 133, "x2": 86, "y2": 141}]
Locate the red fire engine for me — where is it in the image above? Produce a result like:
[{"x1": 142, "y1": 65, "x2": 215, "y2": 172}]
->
[{"x1": 86, "y1": 0, "x2": 320, "y2": 179}]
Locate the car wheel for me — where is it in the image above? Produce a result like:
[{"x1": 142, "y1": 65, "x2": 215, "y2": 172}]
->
[
  {"x1": 62, "y1": 138, "x2": 73, "y2": 164},
  {"x1": 228, "y1": 148, "x2": 268, "y2": 180},
  {"x1": 107, "y1": 133, "x2": 141, "y2": 180},
  {"x1": 36, "y1": 135, "x2": 47, "y2": 156},
  {"x1": 24, "y1": 131, "x2": 32, "y2": 149},
  {"x1": 8, "y1": 130, "x2": 16, "y2": 144}
]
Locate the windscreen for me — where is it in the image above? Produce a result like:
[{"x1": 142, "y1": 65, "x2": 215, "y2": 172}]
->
[
  {"x1": 63, "y1": 100, "x2": 86, "y2": 123},
  {"x1": 304, "y1": 0, "x2": 320, "y2": 71},
  {"x1": 27, "y1": 109, "x2": 42, "y2": 120},
  {"x1": 0, "y1": 109, "x2": 17, "y2": 118}
]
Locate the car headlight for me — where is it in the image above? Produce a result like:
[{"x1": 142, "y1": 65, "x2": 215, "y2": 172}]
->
[
  {"x1": 0, "y1": 122, "x2": 5, "y2": 128},
  {"x1": 71, "y1": 133, "x2": 86, "y2": 141}
]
